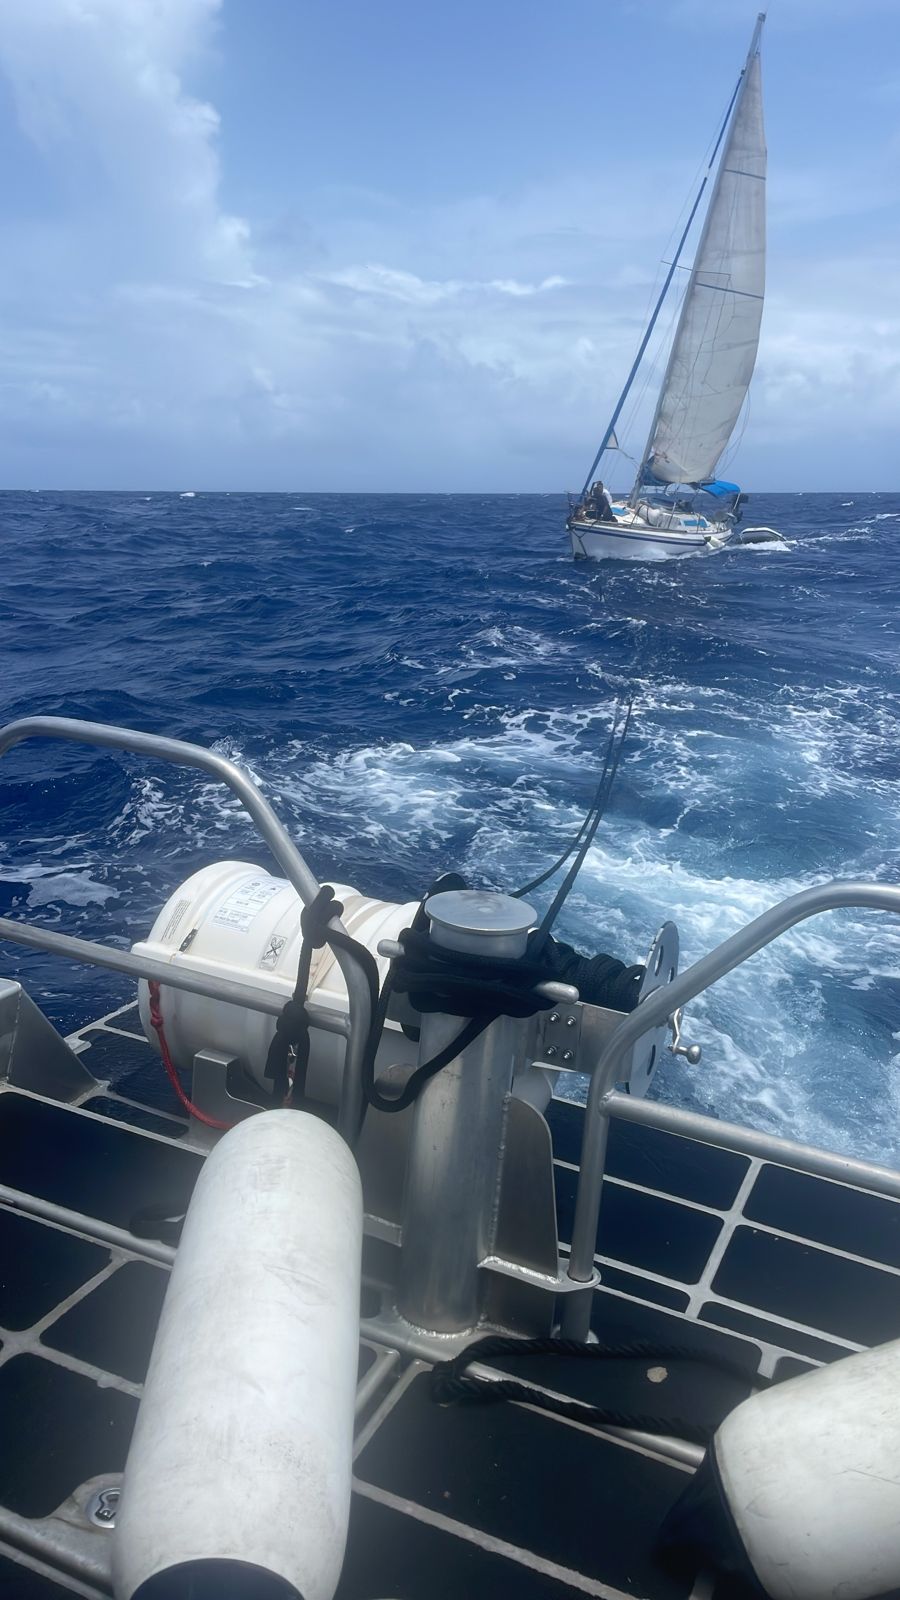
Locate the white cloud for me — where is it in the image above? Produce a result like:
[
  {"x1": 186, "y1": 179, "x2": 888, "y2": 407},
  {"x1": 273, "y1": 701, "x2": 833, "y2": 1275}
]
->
[
  {"x1": 0, "y1": 0, "x2": 251, "y2": 283},
  {"x1": 322, "y1": 264, "x2": 568, "y2": 305},
  {"x1": 0, "y1": 0, "x2": 897, "y2": 489}
]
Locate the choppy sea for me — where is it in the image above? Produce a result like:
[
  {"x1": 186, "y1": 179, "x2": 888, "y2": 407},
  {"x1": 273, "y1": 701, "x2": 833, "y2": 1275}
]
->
[{"x1": 2, "y1": 489, "x2": 899, "y2": 1162}]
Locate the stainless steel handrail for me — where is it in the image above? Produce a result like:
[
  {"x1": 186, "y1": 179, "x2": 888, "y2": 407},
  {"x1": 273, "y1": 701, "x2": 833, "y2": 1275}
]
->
[
  {"x1": 0, "y1": 716, "x2": 370, "y2": 1135},
  {"x1": 602, "y1": 1093, "x2": 900, "y2": 1198},
  {"x1": 0, "y1": 916, "x2": 349, "y2": 1036},
  {"x1": 561, "y1": 879, "x2": 900, "y2": 1337}
]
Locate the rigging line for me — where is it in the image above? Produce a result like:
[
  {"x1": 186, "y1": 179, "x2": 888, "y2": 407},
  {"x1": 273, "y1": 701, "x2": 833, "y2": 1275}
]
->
[
  {"x1": 617, "y1": 287, "x2": 684, "y2": 452},
  {"x1": 652, "y1": 76, "x2": 748, "y2": 280},
  {"x1": 692, "y1": 282, "x2": 764, "y2": 302},
  {"x1": 578, "y1": 66, "x2": 744, "y2": 499},
  {"x1": 512, "y1": 698, "x2": 624, "y2": 901},
  {"x1": 531, "y1": 697, "x2": 636, "y2": 954}
]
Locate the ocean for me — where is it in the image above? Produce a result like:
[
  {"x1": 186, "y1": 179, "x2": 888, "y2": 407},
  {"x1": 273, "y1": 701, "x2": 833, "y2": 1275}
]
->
[{"x1": 2, "y1": 489, "x2": 899, "y2": 1163}]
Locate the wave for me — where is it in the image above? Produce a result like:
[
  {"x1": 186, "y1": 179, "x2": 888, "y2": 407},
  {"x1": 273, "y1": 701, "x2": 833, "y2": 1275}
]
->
[{"x1": 1, "y1": 489, "x2": 899, "y2": 1158}]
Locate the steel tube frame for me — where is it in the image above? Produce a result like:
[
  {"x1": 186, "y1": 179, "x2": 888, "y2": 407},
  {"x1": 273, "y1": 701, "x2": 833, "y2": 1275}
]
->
[
  {"x1": 604, "y1": 1093, "x2": 900, "y2": 1199},
  {"x1": 562, "y1": 879, "x2": 900, "y2": 1337},
  {"x1": 0, "y1": 717, "x2": 367, "y2": 1133},
  {"x1": 0, "y1": 916, "x2": 350, "y2": 1037},
  {"x1": 0, "y1": 1181, "x2": 177, "y2": 1267}
]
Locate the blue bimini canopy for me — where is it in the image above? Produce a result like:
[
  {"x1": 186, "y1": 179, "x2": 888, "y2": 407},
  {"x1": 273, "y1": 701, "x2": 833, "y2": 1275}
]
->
[{"x1": 698, "y1": 479, "x2": 741, "y2": 498}]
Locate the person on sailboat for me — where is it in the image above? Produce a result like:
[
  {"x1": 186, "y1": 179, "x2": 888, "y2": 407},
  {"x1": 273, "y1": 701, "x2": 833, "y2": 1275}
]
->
[{"x1": 586, "y1": 481, "x2": 613, "y2": 521}]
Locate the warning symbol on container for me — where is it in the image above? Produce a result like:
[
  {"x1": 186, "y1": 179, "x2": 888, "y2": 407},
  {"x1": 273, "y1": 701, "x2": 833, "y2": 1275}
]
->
[{"x1": 260, "y1": 933, "x2": 288, "y2": 970}]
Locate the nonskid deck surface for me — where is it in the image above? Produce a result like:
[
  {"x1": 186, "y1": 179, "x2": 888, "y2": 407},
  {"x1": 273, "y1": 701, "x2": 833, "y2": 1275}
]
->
[{"x1": 1, "y1": 1003, "x2": 899, "y2": 1598}]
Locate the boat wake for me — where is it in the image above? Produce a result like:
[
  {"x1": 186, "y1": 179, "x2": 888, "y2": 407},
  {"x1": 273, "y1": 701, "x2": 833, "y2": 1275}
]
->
[{"x1": 2, "y1": 488, "x2": 898, "y2": 1164}]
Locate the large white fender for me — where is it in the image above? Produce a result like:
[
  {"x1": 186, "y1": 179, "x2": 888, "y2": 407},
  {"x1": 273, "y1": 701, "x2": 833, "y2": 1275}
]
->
[
  {"x1": 664, "y1": 1337, "x2": 900, "y2": 1600},
  {"x1": 112, "y1": 1110, "x2": 363, "y2": 1600}
]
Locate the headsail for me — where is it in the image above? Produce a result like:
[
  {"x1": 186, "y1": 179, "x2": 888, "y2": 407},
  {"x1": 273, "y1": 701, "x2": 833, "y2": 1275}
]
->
[{"x1": 640, "y1": 18, "x2": 766, "y2": 488}]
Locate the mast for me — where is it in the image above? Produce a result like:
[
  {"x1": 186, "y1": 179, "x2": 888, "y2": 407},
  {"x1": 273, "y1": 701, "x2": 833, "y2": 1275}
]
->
[
  {"x1": 578, "y1": 33, "x2": 755, "y2": 500},
  {"x1": 630, "y1": 13, "x2": 766, "y2": 500}
]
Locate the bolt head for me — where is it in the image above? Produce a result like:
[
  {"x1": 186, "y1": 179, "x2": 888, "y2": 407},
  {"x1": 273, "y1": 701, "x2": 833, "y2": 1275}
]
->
[
  {"x1": 549, "y1": 1013, "x2": 560, "y2": 1024},
  {"x1": 87, "y1": 1488, "x2": 120, "y2": 1529}
]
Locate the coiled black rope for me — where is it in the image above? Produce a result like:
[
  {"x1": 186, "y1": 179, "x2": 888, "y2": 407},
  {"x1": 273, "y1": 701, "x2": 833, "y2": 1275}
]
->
[
  {"x1": 431, "y1": 1333, "x2": 768, "y2": 1446},
  {"x1": 361, "y1": 926, "x2": 559, "y2": 1117},
  {"x1": 536, "y1": 939, "x2": 644, "y2": 1012},
  {"x1": 389, "y1": 930, "x2": 562, "y2": 1019}
]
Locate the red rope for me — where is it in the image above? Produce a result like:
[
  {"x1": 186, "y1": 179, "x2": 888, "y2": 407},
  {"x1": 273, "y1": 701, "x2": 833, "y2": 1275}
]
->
[{"x1": 147, "y1": 980, "x2": 235, "y2": 1132}]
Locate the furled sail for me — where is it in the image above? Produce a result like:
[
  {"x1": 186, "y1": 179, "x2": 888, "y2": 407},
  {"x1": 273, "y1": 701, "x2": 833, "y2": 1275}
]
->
[{"x1": 642, "y1": 44, "x2": 766, "y2": 487}]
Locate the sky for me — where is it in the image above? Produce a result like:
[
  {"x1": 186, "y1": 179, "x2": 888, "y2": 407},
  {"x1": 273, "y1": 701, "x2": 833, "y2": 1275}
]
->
[{"x1": 0, "y1": 0, "x2": 897, "y2": 492}]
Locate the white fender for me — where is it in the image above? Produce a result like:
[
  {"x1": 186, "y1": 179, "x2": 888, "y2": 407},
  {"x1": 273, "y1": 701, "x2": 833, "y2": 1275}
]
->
[
  {"x1": 112, "y1": 1111, "x2": 363, "y2": 1600},
  {"x1": 713, "y1": 1338, "x2": 900, "y2": 1600}
]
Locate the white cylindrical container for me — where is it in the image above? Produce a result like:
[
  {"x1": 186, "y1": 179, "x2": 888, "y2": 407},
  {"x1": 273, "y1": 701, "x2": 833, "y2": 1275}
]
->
[
  {"x1": 132, "y1": 861, "x2": 419, "y2": 1091},
  {"x1": 713, "y1": 1336, "x2": 900, "y2": 1600},
  {"x1": 112, "y1": 1111, "x2": 363, "y2": 1600}
]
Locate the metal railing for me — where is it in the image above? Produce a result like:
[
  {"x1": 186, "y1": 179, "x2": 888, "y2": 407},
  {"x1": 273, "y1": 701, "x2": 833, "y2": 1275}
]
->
[
  {"x1": 4, "y1": 720, "x2": 900, "y2": 1345},
  {"x1": 561, "y1": 879, "x2": 900, "y2": 1337},
  {"x1": 0, "y1": 717, "x2": 371, "y2": 1137}
]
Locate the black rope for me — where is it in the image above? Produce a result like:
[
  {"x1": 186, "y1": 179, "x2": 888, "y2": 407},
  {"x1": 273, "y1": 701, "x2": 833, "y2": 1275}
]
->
[
  {"x1": 274, "y1": 693, "x2": 637, "y2": 1127},
  {"x1": 274, "y1": 699, "x2": 636, "y2": 1125},
  {"x1": 264, "y1": 884, "x2": 381, "y2": 1109},
  {"x1": 390, "y1": 930, "x2": 563, "y2": 1019},
  {"x1": 354, "y1": 874, "x2": 461, "y2": 1126},
  {"x1": 513, "y1": 696, "x2": 627, "y2": 901},
  {"x1": 361, "y1": 927, "x2": 558, "y2": 1117},
  {"x1": 435, "y1": 1374, "x2": 712, "y2": 1445},
  {"x1": 532, "y1": 695, "x2": 635, "y2": 955},
  {"x1": 534, "y1": 938, "x2": 645, "y2": 1013},
  {"x1": 364, "y1": 1012, "x2": 486, "y2": 1117},
  {"x1": 263, "y1": 884, "x2": 337, "y2": 1103},
  {"x1": 431, "y1": 1334, "x2": 768, "y2": 1446}
]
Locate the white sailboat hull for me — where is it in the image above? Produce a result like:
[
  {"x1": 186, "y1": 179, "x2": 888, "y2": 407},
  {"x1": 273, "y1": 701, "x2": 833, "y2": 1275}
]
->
[{"x1": 568, "y1": 513, "x2": 722, "y2": 562}]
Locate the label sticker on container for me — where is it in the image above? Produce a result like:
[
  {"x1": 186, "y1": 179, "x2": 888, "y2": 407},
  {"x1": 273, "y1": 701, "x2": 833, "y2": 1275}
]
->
[
  {"x1": 161, "y1": 897, "x2": 191, "y2": 945},
  {"x1": 211, "y1": 876, "x2": 285, "y2": 932},
  {"x1": 259, "y1": 932, "x2": 288, "y2": 970}
]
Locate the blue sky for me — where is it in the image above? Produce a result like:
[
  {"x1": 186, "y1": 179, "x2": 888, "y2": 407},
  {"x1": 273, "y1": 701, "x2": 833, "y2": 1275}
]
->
[{"x1": 0, "y1": 0, "x2": 897, "y2": 491}]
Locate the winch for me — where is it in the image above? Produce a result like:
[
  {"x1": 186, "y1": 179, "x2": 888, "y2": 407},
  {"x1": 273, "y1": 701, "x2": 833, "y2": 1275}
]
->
[{"x1": 132, "y1": 860, "x2": 688, "y2": 1125}]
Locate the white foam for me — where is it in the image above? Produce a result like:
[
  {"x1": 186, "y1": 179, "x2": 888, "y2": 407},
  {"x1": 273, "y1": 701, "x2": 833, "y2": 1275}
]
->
[
  {"x1": 273, "y1": 698, "x2": 900, "y2": 1162},
  {"x1": 0, "y1": 862, "x2": 119, "y2": 908},
  {"x1": 51, "y1": 669, "x2": 899, "y2": 1164}
]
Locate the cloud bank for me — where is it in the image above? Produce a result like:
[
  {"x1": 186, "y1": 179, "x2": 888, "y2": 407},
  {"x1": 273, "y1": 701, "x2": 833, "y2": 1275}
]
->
[{"x1": 0, "y1": 0, "x2": 897, "y2": 490}]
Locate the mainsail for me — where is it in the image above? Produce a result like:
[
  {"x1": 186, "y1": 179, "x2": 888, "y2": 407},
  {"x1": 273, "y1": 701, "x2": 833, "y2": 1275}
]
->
[{"x1": 640, "y1": 25, "x2": 766, "y2": 488}]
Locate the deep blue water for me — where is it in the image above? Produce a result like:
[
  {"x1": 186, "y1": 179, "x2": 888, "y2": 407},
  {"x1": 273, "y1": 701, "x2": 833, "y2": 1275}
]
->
[{"x1": 2, "y1": 489, "x2": 899, "y2": 1162}]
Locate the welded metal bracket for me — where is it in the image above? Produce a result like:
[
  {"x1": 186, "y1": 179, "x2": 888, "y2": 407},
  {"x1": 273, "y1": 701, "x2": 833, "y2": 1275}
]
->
[{"x1": 0, "y1": 979, "x2": 97, "y2": 1101}]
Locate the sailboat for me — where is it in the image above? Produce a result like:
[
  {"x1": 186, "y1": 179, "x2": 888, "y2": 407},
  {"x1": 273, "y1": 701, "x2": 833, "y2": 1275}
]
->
[{"x1": 568, "y1": 15, "x2": 779, "y2": 561}]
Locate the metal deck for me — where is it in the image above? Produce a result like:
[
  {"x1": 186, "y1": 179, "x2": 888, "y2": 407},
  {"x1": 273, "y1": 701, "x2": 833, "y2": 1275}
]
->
[{"x1": 2, "y1": 1001, "x2": 898, "y2": 1598}]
